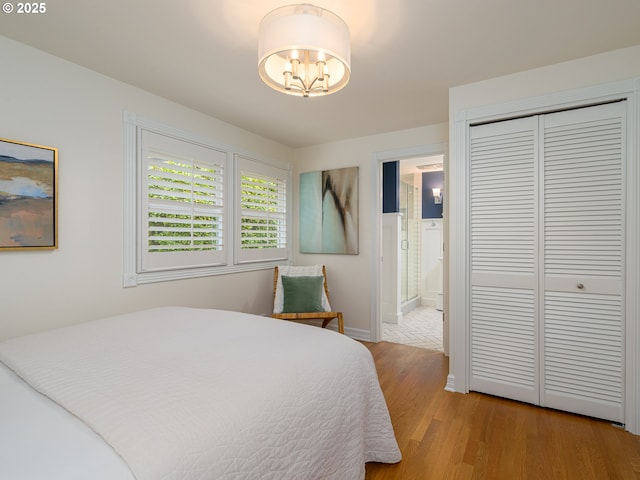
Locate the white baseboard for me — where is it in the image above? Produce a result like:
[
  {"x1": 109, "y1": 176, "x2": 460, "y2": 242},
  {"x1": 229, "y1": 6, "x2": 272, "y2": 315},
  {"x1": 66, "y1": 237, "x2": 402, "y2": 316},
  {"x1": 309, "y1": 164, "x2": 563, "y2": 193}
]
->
[
  {"x1": 295, "y1": 322, "x2": 371, "y2": 342},
  {"x1": 344, "y1": 326, "x2": 373, "y2": 342},
  {"x1": 445, "y1": 374, "x2": 457, "y2": 392},
  {"x1": 421, "y1": 296, "x2": 436, "y2": 308},
  {"x1": 382, "y1": 312, "x2": 402, "y2": 324}
]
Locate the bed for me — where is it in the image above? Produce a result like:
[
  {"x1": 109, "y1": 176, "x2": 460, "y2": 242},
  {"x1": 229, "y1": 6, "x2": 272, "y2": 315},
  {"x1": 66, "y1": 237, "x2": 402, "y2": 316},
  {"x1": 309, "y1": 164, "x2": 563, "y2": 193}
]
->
[{"x1": 0, "y1": 306, "x2": 401, "y2": 479}]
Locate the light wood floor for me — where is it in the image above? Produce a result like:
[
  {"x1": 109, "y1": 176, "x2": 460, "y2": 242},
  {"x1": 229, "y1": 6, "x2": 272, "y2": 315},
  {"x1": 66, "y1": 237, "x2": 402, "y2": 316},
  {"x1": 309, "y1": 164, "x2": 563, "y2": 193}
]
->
[{"x1": 362, "y1": 341, "x2": 640, "y2": 480}]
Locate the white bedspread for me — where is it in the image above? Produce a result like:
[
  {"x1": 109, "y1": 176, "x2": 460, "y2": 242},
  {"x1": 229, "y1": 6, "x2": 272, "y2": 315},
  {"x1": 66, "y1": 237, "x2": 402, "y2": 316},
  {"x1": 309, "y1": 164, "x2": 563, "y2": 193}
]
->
[
  {"x1": 0, "y1": 363, "x2": 134, "y2": 480},
  {"x1": 0, "y1": 307, "x2": 400, "y2": 479}
]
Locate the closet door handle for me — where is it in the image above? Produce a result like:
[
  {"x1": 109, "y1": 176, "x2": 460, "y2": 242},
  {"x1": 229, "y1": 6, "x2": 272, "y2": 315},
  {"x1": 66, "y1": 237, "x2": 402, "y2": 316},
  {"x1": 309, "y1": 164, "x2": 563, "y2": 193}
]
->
[{"x1": 577, "y1": 283, "x2": 584, "y2": 290}]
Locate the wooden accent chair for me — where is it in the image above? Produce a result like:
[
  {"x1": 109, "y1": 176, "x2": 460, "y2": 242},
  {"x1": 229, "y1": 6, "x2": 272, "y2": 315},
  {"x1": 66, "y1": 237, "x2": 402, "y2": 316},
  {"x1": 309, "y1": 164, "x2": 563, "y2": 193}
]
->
[{"x1": 271, "y1": 265, "x2": 344, "y2": 334}]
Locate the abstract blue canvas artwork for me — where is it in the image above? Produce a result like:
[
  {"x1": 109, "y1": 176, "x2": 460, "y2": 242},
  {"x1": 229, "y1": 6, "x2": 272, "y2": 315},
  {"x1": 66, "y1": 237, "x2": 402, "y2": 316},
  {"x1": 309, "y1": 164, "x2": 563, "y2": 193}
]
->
[{"x1": 300, "y1": 166, "x2": 358, "y2": 254}]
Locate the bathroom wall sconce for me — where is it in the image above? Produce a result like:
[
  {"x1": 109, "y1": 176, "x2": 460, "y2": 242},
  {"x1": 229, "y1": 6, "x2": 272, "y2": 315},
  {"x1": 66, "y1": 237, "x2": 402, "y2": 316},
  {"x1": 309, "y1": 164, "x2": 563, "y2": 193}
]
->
[{"x1": 432, "y1": 187, "x2": 442, "y2": 204}]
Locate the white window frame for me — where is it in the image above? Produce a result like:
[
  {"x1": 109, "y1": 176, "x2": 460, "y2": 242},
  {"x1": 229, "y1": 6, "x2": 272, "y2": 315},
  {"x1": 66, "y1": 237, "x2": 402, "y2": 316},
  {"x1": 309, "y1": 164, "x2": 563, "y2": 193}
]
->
[
  {"x1": 235, "y1": 155, "x2": 288, "y2": 264},
  {"x1": 140, "y1": 129, "x2": 227, "y2": 272},
  {"x1": 123, "y1": 111, "x2": 290, "y2": 286}
]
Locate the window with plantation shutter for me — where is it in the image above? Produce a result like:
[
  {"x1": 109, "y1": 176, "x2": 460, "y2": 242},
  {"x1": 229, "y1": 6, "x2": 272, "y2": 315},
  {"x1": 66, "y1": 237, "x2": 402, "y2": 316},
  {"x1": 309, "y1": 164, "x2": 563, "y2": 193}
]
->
[
  {"x1": 235, "y1": 155, "x2": 288, "y2": 263},
  {"x1": 123, "y1": 112, "x2": 290, "y2": 286},
  {"x1": 140, "y1": 129, "x2": 226, "y2": 272}
]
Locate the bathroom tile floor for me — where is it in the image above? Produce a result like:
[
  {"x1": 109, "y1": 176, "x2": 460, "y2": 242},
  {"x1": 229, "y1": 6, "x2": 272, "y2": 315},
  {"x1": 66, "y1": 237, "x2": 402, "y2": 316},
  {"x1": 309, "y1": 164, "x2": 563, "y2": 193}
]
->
[{"x1": 382, "y1": 306, "x2": 443, "y2": 352}]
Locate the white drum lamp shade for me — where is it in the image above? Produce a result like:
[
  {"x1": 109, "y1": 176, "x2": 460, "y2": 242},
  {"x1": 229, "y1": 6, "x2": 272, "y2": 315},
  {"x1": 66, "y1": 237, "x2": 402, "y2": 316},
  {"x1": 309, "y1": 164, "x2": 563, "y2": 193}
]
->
[{"x1": 258, "y1": 4, "x2": 351, "y2": 97}]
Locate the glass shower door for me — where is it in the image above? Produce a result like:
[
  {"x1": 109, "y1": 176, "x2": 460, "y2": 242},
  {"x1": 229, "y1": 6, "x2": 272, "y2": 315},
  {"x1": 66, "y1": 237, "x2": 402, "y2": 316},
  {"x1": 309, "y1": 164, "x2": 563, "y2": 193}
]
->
[{"x1": 400, "y1": 176, "x2": 419, "y2": 305}]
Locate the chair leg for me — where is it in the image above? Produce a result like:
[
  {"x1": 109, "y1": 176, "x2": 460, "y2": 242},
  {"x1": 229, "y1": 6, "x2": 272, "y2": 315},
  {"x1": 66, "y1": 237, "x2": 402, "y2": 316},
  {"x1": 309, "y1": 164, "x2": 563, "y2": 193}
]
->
[{"x1": 320, "y1": 314, "x2": 344, "y2": 334}]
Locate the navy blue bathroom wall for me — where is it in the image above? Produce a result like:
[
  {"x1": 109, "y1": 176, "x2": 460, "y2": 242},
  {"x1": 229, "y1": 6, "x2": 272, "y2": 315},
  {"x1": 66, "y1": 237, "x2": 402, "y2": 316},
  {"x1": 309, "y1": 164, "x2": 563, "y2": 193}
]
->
[
  {"x1": 422, "y1": 171, "x2": 444, "y2": 219},
  {"x1": 382, "y1": 161, "x2": 399, "y2": 213}
]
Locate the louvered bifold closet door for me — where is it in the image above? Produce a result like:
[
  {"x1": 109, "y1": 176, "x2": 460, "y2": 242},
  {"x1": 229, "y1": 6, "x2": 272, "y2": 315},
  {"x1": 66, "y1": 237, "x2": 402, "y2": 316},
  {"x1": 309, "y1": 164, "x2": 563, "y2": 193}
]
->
[
  {"x1": 541, "y1": 102, "x2": 625, "y2": 423},
  {"x1": 469, "y1": 117, "x2": 539, "y2": 405}
]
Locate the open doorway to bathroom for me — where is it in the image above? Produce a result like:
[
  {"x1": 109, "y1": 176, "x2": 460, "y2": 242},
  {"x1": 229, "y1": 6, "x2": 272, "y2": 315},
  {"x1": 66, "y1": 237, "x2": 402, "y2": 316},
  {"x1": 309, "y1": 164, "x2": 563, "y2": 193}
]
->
[{"x1": 380, "y1": 155, "x2": 444, "y2": 352}]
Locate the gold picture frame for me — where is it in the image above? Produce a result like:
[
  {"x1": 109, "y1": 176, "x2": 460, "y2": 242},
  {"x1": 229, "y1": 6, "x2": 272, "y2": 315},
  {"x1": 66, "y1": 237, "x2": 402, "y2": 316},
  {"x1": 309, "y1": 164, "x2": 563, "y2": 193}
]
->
[{"x1": 0, "y1": 138, "x2": 58, "y2": 250}]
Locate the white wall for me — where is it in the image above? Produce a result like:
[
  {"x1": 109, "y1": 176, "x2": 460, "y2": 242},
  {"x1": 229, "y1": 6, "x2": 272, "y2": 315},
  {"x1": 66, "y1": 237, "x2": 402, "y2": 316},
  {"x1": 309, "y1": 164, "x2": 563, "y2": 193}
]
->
[
  {"x1": 292, "y1": 123, "x2": 449, "y2": 337},
  {"x1": 449, "y1": 45, "x2": 640, "y2": 115},
  {"x1": 8, "y1": 32, "x2": 634, "y2": 346},
  {"x1": 0, "y1": 36, "x2": 293, "y2": 340}
]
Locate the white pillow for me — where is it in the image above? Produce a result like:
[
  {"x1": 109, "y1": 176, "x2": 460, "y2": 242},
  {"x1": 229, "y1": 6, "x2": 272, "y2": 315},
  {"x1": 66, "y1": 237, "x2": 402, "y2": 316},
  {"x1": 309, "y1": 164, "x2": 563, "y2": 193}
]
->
[{"x1": 273, "y1": 265, "x2": 332, "y2": 313}]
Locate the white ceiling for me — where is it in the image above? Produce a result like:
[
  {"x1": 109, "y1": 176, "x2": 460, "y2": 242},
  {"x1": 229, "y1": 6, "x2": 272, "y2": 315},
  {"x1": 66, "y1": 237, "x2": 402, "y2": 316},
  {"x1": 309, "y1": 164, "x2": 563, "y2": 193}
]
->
[
  {"x1": 401, "y1": 155, "x2": 444, "y2": 175},
  {"x1": 1, "y1": 0, "x2": 639, "y2": 148}
]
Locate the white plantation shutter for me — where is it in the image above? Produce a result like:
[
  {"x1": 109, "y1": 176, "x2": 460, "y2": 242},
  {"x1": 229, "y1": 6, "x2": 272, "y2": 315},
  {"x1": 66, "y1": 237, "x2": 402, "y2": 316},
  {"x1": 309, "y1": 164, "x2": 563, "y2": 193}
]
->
[
  {"x1": 123, "y1": 112, "x2": 291, "y2": 285},
  {"x1": 469, "y1": 117, "x2": 539, "y2": 404},
  {"x1": 235, "y1": 155, "x2": 288, "y2": 263},
  {"x1": 140, "y1": 130, "x2": 226, "y2": 271}
]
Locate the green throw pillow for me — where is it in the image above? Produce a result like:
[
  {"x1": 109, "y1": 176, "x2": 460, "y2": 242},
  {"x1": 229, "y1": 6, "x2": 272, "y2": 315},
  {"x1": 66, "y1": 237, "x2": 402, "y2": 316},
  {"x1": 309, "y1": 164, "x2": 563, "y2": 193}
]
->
[{"x1": 281, "y1": 275, "x2": 324, "y2": 313}]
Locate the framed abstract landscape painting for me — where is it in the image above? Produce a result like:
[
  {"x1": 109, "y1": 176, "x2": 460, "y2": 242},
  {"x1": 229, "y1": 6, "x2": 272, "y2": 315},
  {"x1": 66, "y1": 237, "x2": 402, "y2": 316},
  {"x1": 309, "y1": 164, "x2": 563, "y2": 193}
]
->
[
  {"x1": 0, "y1": 138, "x2": 58, "y2": 250},
  {"x1": 300, "y1": 166, "x2": 358, "y2": 254}
]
